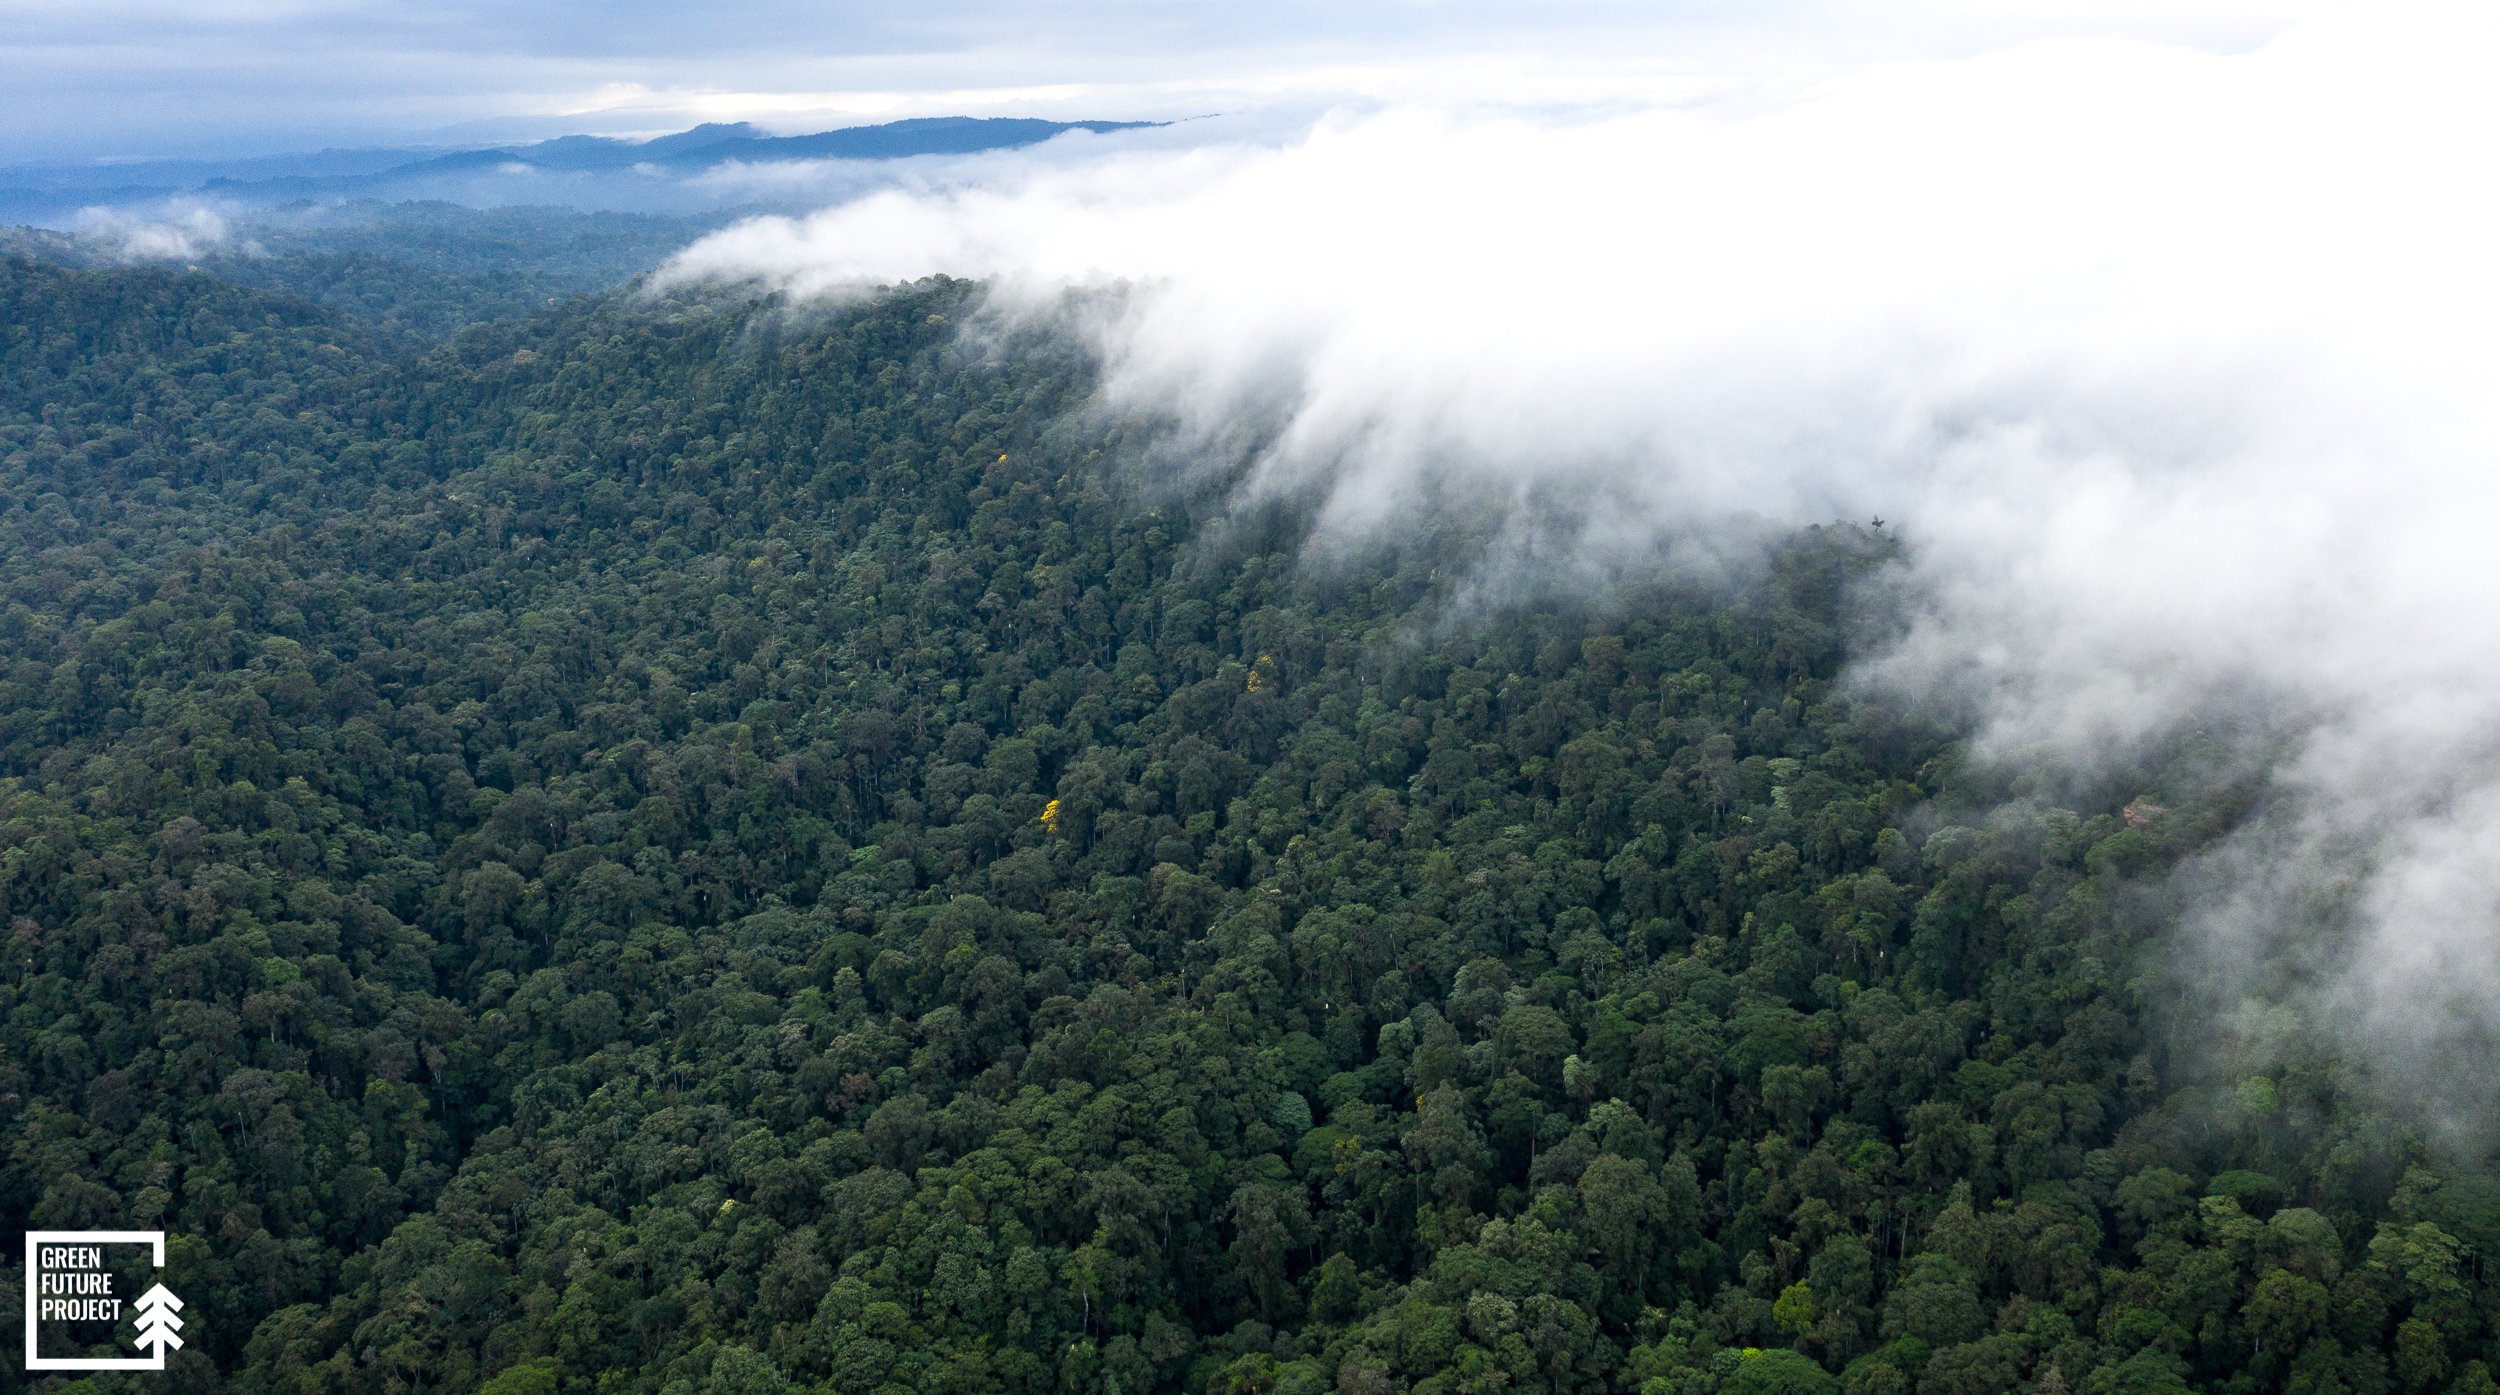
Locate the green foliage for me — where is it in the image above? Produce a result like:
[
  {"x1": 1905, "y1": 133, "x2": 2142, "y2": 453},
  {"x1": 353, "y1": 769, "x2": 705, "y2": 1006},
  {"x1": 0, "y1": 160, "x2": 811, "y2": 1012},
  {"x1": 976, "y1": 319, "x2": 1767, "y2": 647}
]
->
[
  {"x1": 2, "y1": 246, "x2": 2496, "y2": 1395},
  {"x1": 1722, "y1": 1347, "x2": 1838, "y2": 1395}
]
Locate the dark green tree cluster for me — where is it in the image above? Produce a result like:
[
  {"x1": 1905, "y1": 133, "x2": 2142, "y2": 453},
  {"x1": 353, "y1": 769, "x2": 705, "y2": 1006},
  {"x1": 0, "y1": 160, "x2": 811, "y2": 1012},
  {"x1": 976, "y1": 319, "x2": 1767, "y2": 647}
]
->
[{"x1": 3, "y1": 250, "x2": 2496, "y2": 1395}]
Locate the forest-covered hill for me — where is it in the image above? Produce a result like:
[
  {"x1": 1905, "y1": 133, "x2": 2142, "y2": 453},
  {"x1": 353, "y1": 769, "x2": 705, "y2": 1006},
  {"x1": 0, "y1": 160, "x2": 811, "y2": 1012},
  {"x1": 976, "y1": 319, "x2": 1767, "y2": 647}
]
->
[{"x1": 2, "y1": 250, "x2": 2494, "y2": 1395}]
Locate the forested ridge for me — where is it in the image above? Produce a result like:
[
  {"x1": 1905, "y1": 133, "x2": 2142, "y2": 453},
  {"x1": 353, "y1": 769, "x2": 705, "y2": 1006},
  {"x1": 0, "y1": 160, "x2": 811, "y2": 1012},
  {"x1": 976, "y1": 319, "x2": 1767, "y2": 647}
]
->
[{"x1": 3, "y1": 250, "x2": 2496, "y2": 1395}]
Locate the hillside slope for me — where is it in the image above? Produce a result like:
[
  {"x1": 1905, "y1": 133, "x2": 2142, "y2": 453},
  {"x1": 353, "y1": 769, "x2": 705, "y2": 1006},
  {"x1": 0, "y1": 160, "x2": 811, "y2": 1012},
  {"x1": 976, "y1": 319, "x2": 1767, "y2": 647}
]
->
[{"x1": 0, "y1": 256, "x2": 2490, "y2": 1395}]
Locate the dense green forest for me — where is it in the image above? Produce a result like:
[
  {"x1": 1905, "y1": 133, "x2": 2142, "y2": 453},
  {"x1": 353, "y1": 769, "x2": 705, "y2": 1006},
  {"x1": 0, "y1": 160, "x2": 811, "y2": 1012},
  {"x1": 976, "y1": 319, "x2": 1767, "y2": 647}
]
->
[
  {"x1": 3, "y1": 244, "x2": 2497, "y2": 1395},
  {"x1": 1, "y1": 202, "x2": 729, "y2": 347}
]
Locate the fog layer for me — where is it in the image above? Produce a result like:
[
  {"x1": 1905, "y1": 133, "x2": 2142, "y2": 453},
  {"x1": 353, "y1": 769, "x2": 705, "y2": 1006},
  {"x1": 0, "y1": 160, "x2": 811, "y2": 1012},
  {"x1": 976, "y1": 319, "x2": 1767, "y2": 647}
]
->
[{"x1": 665, "y1": 8, "x2": 2500, "y2": 1116}]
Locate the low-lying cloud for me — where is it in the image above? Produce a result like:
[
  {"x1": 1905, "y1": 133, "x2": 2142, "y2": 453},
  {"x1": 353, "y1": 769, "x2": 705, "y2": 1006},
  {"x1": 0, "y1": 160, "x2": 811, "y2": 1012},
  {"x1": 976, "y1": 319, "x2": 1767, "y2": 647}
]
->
[
  {"x1": 665, "y1": 8, "x2": 2500, "y2": 1122},
  {"x1": 73, "y1": 200, "x2": 236, "y2": 261}
]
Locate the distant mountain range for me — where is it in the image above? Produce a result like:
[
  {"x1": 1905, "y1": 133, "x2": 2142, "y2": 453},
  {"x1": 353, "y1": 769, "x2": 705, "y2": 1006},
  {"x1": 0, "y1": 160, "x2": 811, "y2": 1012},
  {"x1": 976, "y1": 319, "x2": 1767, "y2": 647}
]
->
[{"x1": 1, "y1": 116, "x2": 1164, "y2": 224}]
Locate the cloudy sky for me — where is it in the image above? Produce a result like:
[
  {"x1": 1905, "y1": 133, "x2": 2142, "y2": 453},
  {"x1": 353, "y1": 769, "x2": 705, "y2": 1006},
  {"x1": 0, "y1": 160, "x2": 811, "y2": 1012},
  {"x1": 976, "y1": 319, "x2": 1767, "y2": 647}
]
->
[{"x1": 4, "y1": 0, "x2": 2304, "y2": 163}]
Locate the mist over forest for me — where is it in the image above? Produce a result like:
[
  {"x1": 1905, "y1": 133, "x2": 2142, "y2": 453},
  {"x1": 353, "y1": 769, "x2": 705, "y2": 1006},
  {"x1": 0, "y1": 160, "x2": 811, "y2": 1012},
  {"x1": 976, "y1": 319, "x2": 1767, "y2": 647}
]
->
[{"x1": 7, "y1": 7, "x2": 2500, "y2": 1395}]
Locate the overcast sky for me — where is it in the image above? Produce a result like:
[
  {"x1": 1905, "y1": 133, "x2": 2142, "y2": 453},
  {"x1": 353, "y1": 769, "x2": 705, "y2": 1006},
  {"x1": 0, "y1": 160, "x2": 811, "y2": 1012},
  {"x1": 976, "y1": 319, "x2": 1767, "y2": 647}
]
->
[{"x1": 4, "y1": 0, "x2": 2306, "y2": 163}]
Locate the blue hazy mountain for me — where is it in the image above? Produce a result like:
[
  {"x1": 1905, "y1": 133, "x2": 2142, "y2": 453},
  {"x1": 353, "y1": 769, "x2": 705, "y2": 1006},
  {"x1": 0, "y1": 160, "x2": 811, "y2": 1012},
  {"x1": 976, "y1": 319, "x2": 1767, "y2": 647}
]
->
[
  {"x1": 381, "y1": 117, "x2": 1157, "y2": 179},
  {"x1": 1, "y1": 116, "x2": 1162, "y2": 224}
]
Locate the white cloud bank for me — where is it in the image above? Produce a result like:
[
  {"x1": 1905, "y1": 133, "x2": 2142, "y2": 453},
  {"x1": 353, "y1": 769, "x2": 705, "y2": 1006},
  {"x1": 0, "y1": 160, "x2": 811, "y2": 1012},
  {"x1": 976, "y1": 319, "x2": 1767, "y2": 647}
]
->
[
  {"x1": 73, "y1": 201, "x2": 234, "y2": 261},
  {"x1": 665, "y1": 6, "x2": 2500, "y2": 1114}
]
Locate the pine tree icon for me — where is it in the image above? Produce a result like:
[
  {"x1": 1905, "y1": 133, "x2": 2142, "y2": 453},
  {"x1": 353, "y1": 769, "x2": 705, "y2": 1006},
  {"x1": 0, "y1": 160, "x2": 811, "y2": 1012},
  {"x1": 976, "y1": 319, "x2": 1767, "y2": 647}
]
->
[{"x1": 133, "y1": 1283, "x2": 183, "y2": 1363}]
